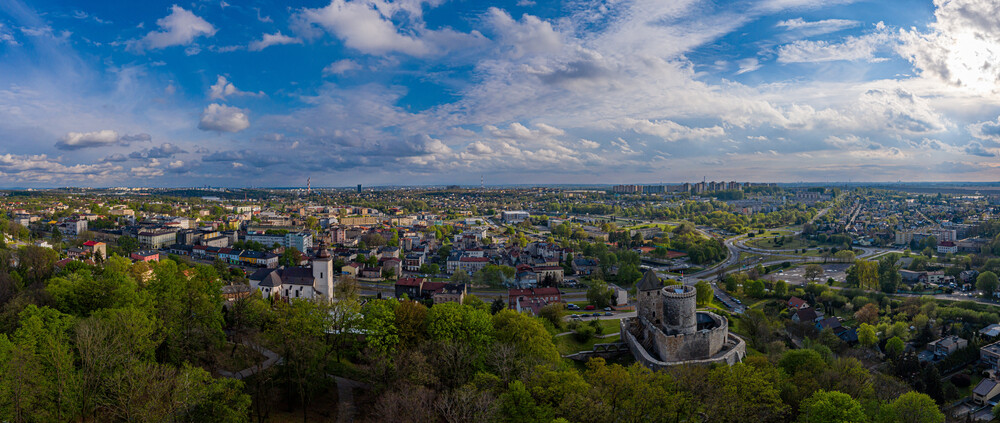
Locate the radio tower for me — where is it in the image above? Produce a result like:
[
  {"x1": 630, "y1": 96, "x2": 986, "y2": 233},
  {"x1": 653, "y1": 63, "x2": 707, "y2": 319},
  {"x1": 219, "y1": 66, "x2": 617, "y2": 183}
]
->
[
  {"x1": 307, "y1": 177, "x2": 311, "y2": 194},
  {"x1": 481, "y1": 174, "x2": 484, "y2": 190}
]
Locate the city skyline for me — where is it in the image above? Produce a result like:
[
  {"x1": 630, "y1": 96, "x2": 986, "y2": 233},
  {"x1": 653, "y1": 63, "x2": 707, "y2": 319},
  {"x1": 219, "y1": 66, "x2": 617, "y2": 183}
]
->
[{"x1": 2, "y1": 0, "x2": 1000, "y2": 187}]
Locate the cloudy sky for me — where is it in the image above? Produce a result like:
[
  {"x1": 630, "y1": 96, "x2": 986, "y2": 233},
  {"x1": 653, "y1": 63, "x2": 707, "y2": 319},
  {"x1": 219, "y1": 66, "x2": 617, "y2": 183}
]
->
[{"x1": 1, "y1": 0, "x2": 999, "y2": 187}]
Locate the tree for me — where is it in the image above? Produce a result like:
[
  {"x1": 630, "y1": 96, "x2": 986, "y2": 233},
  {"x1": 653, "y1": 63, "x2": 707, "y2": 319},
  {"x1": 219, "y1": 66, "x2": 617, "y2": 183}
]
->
[
  {"x1": 857, "y1": 323, "x2": 877, "y2": 348},
  {"x1": 847, "y1": 260, "x2": 879, "y2": 291},
  {"x1": 265, "y1": 299, "x2": 334, "y2": 423},
  {"x1": 873, "y1": 255, "x2": 899, "y2": 295},
  {"x1": 586, "y1": 280, "x2": 615, "y2": 308},
  {"x1": 280, "y1": 247, "x2": 301, "y2": 267},
  {"x1": 885, "y1": 336, "x2": 905, "y2": 358},
  {"x1": 773, "y1": 280, "x2": 787, "y2": 297},
  {"x1": 490, "y1": 298, "x2": 506, "y2": 315},
  {"x1": 977, "y1": 271, "x2": 999, "y2": 298},
  {"x1": 797, "y1": 390, "x2": 867, "y2": 423},
  {"x1": 803, "y1": 264, "x2": 824, "y2": 281},
  {"x1": 451, "y1": 269, "x2": 471, "y2": 284},
  {"x1": 854, "y1": 303, "x2": 879, "y2": 325},
  {"x1": 744, "y1": 279, "x2": 766, "y2": 298},
  {"x1": 888, "y1": 392, "x2": 944, "y2": 423},
  {"x1": 695, "y1": 281, "x2": 713, "y2": 306},
  {"x1": 116, "y1": 235, "x2": 139, "y2": 255}
]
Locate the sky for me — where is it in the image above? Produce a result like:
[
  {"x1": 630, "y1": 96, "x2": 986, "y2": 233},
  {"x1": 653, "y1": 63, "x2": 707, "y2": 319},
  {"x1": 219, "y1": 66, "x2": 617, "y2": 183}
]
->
[{"x1": 1, "y1": 0, "x2": 999, "y2": 188}]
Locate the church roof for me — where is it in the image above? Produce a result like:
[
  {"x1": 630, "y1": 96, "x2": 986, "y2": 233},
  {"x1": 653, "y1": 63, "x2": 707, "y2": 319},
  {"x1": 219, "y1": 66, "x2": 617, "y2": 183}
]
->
[{"x1": 637, "y1": 269, "x2": 662, "y2": 291}]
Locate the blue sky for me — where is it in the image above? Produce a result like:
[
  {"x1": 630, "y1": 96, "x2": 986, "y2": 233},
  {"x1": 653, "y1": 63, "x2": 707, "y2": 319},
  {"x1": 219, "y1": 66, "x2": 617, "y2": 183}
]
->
[{"x1": 1, "y1": 0, "x2": 999, "y2": 187}]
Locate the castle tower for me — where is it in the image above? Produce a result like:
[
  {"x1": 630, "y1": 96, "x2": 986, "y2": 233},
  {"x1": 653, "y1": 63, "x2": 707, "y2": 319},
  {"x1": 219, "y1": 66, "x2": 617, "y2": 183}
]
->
[
  {"x1": 661, "y1": 284, "x2": 697, "y2": 335},
  {"x1": 312, "y1": 241, "x2": 334, "y2": 299},
  {"x1": 636, "y1": 270, "x2": 663, "y2": 324}
]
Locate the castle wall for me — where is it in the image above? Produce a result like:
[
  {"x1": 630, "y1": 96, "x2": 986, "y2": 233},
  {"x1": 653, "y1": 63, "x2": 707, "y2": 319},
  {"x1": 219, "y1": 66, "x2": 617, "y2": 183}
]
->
[
  {"x1": 647, "y1": 312, "x2": 728, "y2": 362},
  {"x1": 638, "y1": 289, "x2": 662, "y2": 324},
  {"x1": 622, "y1": 318, "x2": 746, "y2": 369}
]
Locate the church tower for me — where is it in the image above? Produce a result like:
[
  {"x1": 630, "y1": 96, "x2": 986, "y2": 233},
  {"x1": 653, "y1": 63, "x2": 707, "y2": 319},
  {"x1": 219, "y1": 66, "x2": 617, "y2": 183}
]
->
[{"x1": 312, "y1": 241, "x2": 334, "y2": 299}]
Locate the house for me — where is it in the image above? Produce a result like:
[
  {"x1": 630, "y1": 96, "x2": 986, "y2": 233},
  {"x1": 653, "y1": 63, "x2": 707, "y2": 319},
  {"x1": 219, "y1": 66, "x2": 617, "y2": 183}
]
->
[
  {"x1": 130, "y1": 251, "x2": 160, "y2": 262},
  {"x1": 248, "y1": 242, "x2": 335, "y2": 300},
  {"x1": 433, "y1": 283, "x2": 467, "y2": 304},
  {"x1": 973, "y1": 378, "x2": 1000, "y2": 405},
  {"x1": 379, "y1": 257, "x2": 402, "y2": 279},
  {"x1": 927, "y1": 335, "x2": 967, "y2": 359},
  {"x1": 82, "y1": 241, "x2": 107, "y2": 260},
  {"x1": 980, "y1": 324, "x2": 1000, "y2": 339},
  {"x1": 341, "y1": 262, "x2": 361, "y2": 277},
  {"x1": 899, "y1": 269, "x2": 923, "y2": 284},
  {"x1": 787, "y1": 297, "x2": 809, "y2": 310},
  {"x1": 508, "y1": 287, "x2": 561, "y2": 315},
  {"x1": 791, "y1": 307, "x2": 823, "y2": 323},
  {"x1": 533, "y1": 265, "x2": 564, "y2": 284},
  {"x1": 403, "y1": 253, "x2": 424, "y2": 272},
  {"x1": 394, "y1": 277, "x2": 427, "y2": 299},
  {"x1": 981, "y1": 341, "x2": 1000, "y2": 370},
  {"x1": 458, "y1": 256, "x2": 490, "y2": 274},
  {"x1": 816, "y1": 317, "x2": 842, "y2": 332},
  {"x1": 572, "y1": 258, "x2": 599, "y2": 275}
]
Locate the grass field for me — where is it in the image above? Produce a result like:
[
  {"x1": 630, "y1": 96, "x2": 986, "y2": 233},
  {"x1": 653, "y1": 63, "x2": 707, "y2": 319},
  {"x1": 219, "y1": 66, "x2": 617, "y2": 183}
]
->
[{"x1": 554, "y1": 333, "x2": 622, "y2": 355}]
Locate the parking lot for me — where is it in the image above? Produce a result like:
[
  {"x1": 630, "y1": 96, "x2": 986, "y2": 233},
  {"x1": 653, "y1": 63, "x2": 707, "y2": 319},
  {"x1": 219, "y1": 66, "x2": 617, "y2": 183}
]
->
[{"x1": 770, "y1": 263, "x2": 851, "y2": 285}]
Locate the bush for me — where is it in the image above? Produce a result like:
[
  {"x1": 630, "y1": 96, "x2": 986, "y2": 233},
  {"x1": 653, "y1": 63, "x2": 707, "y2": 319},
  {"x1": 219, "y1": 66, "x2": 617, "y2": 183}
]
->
[
  {"x1": 589, "y1": 319, "x2": 604, "y2": 335},
  {"x1": 573, "y1": 324, "x2": 596, "y2": 343},
  {"x1": 950, "y1": 373, "x2": 971, "y2": 388}
]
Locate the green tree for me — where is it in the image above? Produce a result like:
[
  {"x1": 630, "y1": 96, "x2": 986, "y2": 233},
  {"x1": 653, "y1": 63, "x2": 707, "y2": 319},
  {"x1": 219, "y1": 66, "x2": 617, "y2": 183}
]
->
[
  {"x1": 797, "y1": 390, "x2": 867, "y2": 423},
  {"x1": 265, "y1": 299, "x2": 334, "y2": 423},
  {"x1": 857, "y1": 323, "x2": 877, "y2": 348},
  {"x1": 425, "y1": 302, "x2": 494, "y2": 357},
  {"x1": 280, "y1": 247, "x2": 301, "y2": 267},
  {"x1": 362, "y1": 299, "x2": 400, "y2": 355},
  {"x1": 695, "y1": 281, "x2": 713, "y2": 306},
  {"x1": 492, "y1": 309, "x2": 560, "y2": 368},
  {"x1": 773, "y1": 280, "x2": 788, "y2": 297},
  {"x1": 878, "y1": 255, "x2": 902, "y2": 293},
  {"x1": 888, "y1": 391, "x2": 944, "y2": 423},
  {"x1": 977, "y1": 271, "x2": 999, "y2": 298},
  {"x1": 744, "y1": 279, "x2": 766, "y2": 298},
  {"x1": 116, "y1": 235, "x2": 139, "y2": 255},
  {"x1": 586, "y1": 280, "x2": 616, "y2": 308},
  {"x1": 885, "y1": 336, "x2": 905, "y2": 358},
  {"x1": 803, "y1": 264, "x2": 824, "y2": 281}
]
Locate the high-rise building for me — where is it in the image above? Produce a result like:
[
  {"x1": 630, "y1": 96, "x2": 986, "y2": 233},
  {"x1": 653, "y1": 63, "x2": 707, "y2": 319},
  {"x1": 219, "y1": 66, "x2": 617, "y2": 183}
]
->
[{"x1": 357, "y1": 184, "x2": 362, "y2": 193}]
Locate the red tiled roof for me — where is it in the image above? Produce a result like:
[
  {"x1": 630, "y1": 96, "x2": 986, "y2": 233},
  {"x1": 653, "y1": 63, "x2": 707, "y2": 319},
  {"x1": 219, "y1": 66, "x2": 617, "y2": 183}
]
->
[
  {"x1": 83, "y1": 240, "x2": 102, "y2": 246},
  {"x1": 508, "y1": 287, "x2": 560, "y2": 297},
  {"x1": 460, "y1": 256, "x2": 489, "y2": 262}
]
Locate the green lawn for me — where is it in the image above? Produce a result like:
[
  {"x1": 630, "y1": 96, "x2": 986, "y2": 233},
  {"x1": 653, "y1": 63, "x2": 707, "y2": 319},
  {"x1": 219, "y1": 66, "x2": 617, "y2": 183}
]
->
[
  {"x1": 747, "y1": 236, "x2": 811, "y2": 250},
  {"x1": 554, "y1": 333, "x2": 622, "y2": 355}
]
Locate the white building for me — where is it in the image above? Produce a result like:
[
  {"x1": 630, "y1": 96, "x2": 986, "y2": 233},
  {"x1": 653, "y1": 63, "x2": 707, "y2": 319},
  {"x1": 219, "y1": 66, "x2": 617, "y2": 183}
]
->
[
  {"x1": 501, "y1": 211, "x2": 530, "y2": 223},
  {"x1": 249, "y1": 243, "x2": 335, "y2": 300}
]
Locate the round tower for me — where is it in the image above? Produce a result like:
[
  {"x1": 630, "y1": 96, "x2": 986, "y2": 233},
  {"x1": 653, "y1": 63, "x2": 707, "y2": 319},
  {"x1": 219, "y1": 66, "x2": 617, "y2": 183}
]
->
[{"x1": 660, "y1": 285, "x2": 697, "y2": 335}]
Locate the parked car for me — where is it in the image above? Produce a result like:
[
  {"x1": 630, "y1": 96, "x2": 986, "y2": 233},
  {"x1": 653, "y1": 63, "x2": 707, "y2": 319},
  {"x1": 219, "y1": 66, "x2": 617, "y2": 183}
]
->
[
  {"x1": 592, "y1": 313, "x2": 601, "y2": 317},
  {"x1": 604, "y1": 312, "x2": 613, "y2": 316},
  {"x1": 585, "y1": 305, "x2": 596, "y2": 310},
  {"x1": 603, "y1": 307, "x2": 612, "y2": 311}
]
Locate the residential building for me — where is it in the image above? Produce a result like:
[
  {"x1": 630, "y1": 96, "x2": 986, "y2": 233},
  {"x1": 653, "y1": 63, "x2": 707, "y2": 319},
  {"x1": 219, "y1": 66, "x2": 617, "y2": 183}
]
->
[
  {"x1": 508, "y1": 287, "x2": 561, "y2": 315},
  {"x1": 501, "y1": 211, "x2": 530, "y2": 223},
  {"x1": 433, "y1": 283, "x2": 467, "y2": 304},
  {"x1": 82, "y1": 240, "x2": 106, "y2": 260},
  {"x1": 130, "y1": 250, "x2": 160, "y2": 262},
  {"x1": 138, "y1": 228, "x2": 178, "y2": 249},
  {"x1": 927, "y1": 336, "x2": 967, "y2": 359},
  {"x1": 981, "y1": 341, "x2": 1000, "y2": 370},
  {"x1": 937, "y1": 241, "x2": 958, "y2": 254}
]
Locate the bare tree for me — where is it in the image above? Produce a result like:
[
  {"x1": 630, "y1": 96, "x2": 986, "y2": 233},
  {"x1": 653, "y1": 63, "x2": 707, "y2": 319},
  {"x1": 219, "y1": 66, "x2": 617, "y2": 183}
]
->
[{"x1": 436, "y1": 385, "x2": 498, "y2": 423}]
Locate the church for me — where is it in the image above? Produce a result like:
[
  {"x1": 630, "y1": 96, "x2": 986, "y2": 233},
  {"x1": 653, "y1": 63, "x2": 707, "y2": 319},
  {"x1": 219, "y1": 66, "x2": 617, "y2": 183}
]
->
[{"x1": 249, "y1": 242, "x2": 335, "y2": 300}]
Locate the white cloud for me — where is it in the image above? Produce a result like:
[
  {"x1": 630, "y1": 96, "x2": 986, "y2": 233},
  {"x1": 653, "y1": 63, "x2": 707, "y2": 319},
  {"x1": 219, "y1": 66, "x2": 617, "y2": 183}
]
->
[
  {"x1": 897, "y1": 0, "x2": 1000, "y2": 93},
  {"x1": 484, "y1": 8, "x2": 563, "y2": 59},
  {"x1": 776, "y1": 18, "x2": 860, "y2": 37},
  {"x1": 619, "y1": 118, "x2": 725, "y2": 141},
  {"x1": 735, "y1": 58, "x2": 761, "y2": 75},
  {"x1": 969, "y1": 116, "x2": 1000, "y2": 142},
  {"x1": 293, "y1": 0, "x2": 431, "y2": 56},
  {"x1": 0, "y1": 154, "x2": 121, "y2": 182},
  {"x1": 249, "y1": 31, "x2": 302, "y2": 51},
  {"x1": 579, "y1": 139, "x2": 600, "y2": 149},
  {"x1": 198, "y1": 103, "x2": 250, "y2": 132},
  {"x1": 131, "y1": 5, "x2": 215, "y2": 52},
  {"x1": 322, "y1": 59, "x2": 362, "y2": 75},
  {"x1": 777, "y1": 23, "x2": 891, "y2": 63},
  {"x1": 55, "y1": 129, "x2": 119, "y2": 150},
  {"x1": 209, "y1": 75, "x2": 264, "y2": 100}
]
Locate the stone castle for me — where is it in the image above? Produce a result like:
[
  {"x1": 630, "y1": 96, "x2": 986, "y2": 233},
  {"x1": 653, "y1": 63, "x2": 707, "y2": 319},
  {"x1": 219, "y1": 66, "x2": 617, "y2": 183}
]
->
[{"x1": 620, "y1": 270, "x2": 745, "y2": 368}]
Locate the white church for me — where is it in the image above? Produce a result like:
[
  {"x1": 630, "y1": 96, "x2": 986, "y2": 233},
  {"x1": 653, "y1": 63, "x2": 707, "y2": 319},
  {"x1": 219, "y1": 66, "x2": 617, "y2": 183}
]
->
[{"x1": 249, "y1": 242, "x2": 335, "y2": 300}]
